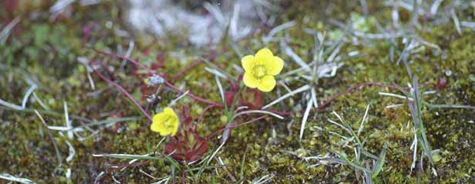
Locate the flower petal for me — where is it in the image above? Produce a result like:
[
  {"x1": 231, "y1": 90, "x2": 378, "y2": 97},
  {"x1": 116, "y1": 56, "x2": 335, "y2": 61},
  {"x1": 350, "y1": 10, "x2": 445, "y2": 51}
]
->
[
  {"x1": 170, "y1": 125, "x2": 179, "y2": 136},
  {"x1": 264, "y1": 56, "x2": 284, "y2": 76},
  {"x1": 257, "y1": 75, "x2": 276, "y2": 92},
  {"x1": 243, "y1": 72, "x2": 258, "y2": 88},
  {"x1": 151, "y1": 107, "x2": 180, "y2": 136},
  {"x1": 159, "y1": 129, "x2": 172, "y2": 136},
  {"x1": 151, "y1": 114, "x2": 166, "y2": 132},
  {"x1": 163, "y1": 107, "x2": 176, "y2": 116},
  {"x1": 255, "y1": 48, "x2": 273, "y2": 64},
  {"x1": 150, "y1": 122, "x2": 162, "y2": 133},
  {"x1": 160, "y1": 122, "x2": 178, "y2": 136},
  {"x1": 241, "y1": 55, "x2": 255, "y2": 72}
]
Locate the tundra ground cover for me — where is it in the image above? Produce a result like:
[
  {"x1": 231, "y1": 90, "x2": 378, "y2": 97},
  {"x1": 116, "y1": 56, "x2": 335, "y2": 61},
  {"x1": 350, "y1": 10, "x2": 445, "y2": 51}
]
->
[{"x1": 1, "y1": 0, "x2": 475, "y2": 183}]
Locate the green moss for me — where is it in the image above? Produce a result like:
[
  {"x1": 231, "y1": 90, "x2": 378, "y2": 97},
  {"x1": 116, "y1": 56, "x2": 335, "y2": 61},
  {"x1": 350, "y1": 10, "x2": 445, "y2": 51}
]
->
[{"x1": 1, "y1": 0, "x2": 475, "y2": 183}]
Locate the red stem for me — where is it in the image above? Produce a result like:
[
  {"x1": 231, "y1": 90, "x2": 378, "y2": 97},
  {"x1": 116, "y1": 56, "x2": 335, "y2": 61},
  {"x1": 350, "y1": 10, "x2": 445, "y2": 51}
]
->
[
  {"x1": 197, "y1": 104, "x2": 218, "y2": 124},
  {"x1": 207, "y1": 116, "x2": 267, "y2": 140},
  {"x1": 94, "y1": 50, "x2": 415, "y2": 120},
  {"x1": 170, "y1": 60, "x2": 203, "y2": 82},
  {"x1": 94, "y1": 70, "x2": 153, "y2": 122},
  {"x1": 94, "y1": 49, "x2": 151, "y2": 73},
  {"x1": 205, "y1": 82, "x2": 409, "y2": 140},
  {"x1": 164, "y1": 81, "x2": 224, "y2": 107},
  {"x1": 94, "y1": 49, "x2": 224, "y2": 107}
]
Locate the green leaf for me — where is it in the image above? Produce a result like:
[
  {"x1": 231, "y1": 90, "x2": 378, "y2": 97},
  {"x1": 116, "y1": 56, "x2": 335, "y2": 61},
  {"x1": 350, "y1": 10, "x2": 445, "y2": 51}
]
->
[{"x1": 371, "y1": 143, "x2": 388, "y2": 179}]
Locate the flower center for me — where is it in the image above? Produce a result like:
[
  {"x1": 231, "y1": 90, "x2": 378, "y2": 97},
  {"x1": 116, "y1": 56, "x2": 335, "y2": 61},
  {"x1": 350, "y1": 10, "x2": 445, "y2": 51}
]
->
[{"x1": 252, "y1": 65, "x2": 267, "y2": 78}]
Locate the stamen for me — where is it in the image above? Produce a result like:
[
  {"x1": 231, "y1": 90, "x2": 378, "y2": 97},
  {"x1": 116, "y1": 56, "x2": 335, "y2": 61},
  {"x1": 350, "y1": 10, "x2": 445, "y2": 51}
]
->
[{"x1": 252, "y1": 65, "x2": 267, "y2": 78}]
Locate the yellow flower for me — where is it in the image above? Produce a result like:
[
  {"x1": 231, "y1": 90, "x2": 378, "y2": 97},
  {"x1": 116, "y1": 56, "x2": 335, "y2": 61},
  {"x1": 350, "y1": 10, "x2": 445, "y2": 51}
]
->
[
  {"x1": 241, "y1": 48, "x2": 284, "y2": 92},
  {"x1": 150, "y1": 107, "x2": 180, "y2": 136}
]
